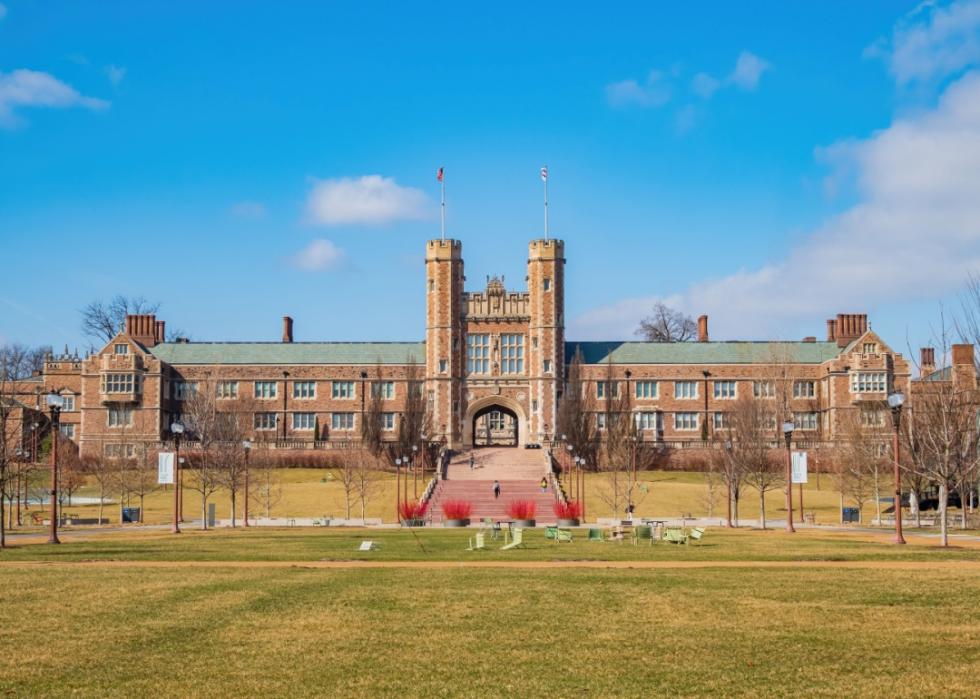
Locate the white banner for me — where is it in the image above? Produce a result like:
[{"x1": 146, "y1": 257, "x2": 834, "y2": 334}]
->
[
  {"x1": 158, "y1": 452, "x2": 175, "y2": 485},
  {"x1": 791, "y1": 451, "x2": 808, "y2": 484}
]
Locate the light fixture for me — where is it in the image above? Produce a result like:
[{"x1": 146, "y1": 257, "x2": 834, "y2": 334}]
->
[
  {"x1": 781, "y1": 421, "x2": 795, "y2": 435},
  {"x1": 242, "y1": 440, "x2": 252, "y2": 449},
  {"x1": 45, "y1": 392, "x2": 64, "y2": 409},
  {"x1": 887, "y1": 392, "x2": 905, "y2": 409},
  {"x1": 171, "y1": 421, "x2": 185, "y2": 435}
]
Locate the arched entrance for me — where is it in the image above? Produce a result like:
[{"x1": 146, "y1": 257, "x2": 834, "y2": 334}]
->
[{"x1": 463, "y1": 395, "x2": 527, "y2": 448}]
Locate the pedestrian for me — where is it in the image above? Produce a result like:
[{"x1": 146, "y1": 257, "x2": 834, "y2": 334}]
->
[
  {"x1": 626, "y1": 502, "x2": 635, "y2": 523},
  {"x1": 540, "y1": 477, "x2": 548, "y2": 493},
  {"x1": 493, "y1": 480, "x2": 501, "y2": 499},
  {"x1": 469, "y1": 454, "x2": 475, "y2": 470}
]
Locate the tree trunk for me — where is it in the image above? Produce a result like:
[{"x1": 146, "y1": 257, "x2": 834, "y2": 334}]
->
[
  {"x1": 345, "y1": 491, "x2": 351, "y2": 520},
  {"x1": 733, "y1": 494, "x2": 739, "y2": 528},
  {"x1": 98, "y1": 486, "x2": 105, "y2": 526},
  {"x1": 939, "y1": 483, "x2": 949, "y2": 547},
  {"x1": 202, "y1": 495, "x2": 208, "y2": 530},
  {"x1": 1, "y1": 491, "x2": 6, "y2": 548},
  {"x1": 909, "y1": 487, "x2": 920, "y2": 527},
  {"x1": 872, "y1": 467, "x2": 882, "y2": 526},
  {"x1": 838, "y1": 492, "x2": 844, "y2": 524},
  {"x1": 758, "y1": 490, "x2": 766, "y2": 529},
  {"x1": 139, "y1": 494, "x2": 145, "y2": 523},
  {"x1": 230, "y1": 491, "x2": 237, "y2": 528}
]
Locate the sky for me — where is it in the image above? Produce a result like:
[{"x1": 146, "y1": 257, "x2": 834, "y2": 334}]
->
[{"x1": 3, "y1": 1, "x2": 980, "y2": 363}]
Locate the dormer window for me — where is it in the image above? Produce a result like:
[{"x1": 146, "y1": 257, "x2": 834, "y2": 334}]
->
[
  {"x1": 543, "y1": 277, "x2": 551, "y2": 292},
  {"x1": 114, "y1": 344, "x2": 129, "y2": 355},
  {"x1": 863, "y1": 342, "x2": 877, "y2": 354}
]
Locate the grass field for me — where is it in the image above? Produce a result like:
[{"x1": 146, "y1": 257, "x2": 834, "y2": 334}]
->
[
  {"x1": 1, "y1": 528, "x2": 979, "y2": 697},
  {"x1": 17, "y1": 467, "x2": 949, "y2": 527}
]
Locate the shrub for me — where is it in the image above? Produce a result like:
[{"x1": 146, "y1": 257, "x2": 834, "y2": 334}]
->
[
  {"x1": 506, "y1": 499, "x2": 536, "y2": 520},
  {"x1": 553, "y1": 500, "x2": 582, "y2": 520},
  {"x1": 398, "y1": 500, "x2": 429, "y2": 521},
  {"x1": 441, "y1": 500, "x2": 473, "y2": 520}
]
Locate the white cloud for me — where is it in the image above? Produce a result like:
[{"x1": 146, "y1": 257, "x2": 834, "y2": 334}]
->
[
  {"x1": 730, "y1": 51, "x2": 771, "y2": 91},
  {"x1": 572, "y1": 69, "x2": 980, "y2": 340},
  {"x1": 606, "y1": 70, "x2": 672, "y2": 108},
  {"x1": 289, "y1": 239, "x2": 345, "y2": 271},
  {"x1": 867, "y1": 0, "x2": 980, "y2": 85},
  {"x1": 229, "y1": 201, "x2": 267, "y2": 219},
  {"x1": 691, "y1": 72, "x2": 721, "y2": 98},
  {"x1": 0, "y1": 69, "x2": 109, "y2": 127},
  {"x1": 0, "y1": 3, "x2": 7, "y2": 20},
  {"x1": 306, "y1": 175, "x2": 429, "y2": 225},
  {"x1": 105, "y1": 65, "x2": 127, "y2": 86}
]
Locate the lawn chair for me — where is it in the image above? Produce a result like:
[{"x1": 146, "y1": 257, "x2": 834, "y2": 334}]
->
[
  {"x1": 587, "y1": 528, "x2": 604, "y2": 542},
  {"x1": 545, "y1": 526, "x2": 559, "y2": 540},
  {"x1": 688, "y1": 527, "x2": 705, "y2": 545},
  {"x1": 501, "y1": 527, "x2": 524, "y2": 550},
  {"x1": 663, "y1": 527, "x2": 688, "y2": 545},
  {"x1": 635, "y1": 525, "x2": 654, "y2": 546},
  {"x1": 554, "y1": 528, "x2": 573, "y2": 543},
  {"x1": 466, "y1": 532, "x2": 487, "y2": 551}
]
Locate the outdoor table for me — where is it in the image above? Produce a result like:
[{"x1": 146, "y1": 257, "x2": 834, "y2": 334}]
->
[{"x1": 643, "y1": 519, "x2": 667, "y2": 540}]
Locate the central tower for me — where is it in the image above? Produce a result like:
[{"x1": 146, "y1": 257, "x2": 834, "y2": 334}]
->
[{"x1": 425, "y1": 239, "x2": 465, "y2": 446}]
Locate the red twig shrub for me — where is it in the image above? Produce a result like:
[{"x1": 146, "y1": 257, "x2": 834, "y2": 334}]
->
[
  {"x1": 506, "y1": 499, "x2": 537, "y2": 520},
  {"x1": 553, "y1": 500, "x2": 582, "y2": 520},
  {"x1": 441, "y1": 500, "x2": 473, "y2": 520},
  {"x1": 398, "y1": 500, "x2": 429, "y2": 521}
]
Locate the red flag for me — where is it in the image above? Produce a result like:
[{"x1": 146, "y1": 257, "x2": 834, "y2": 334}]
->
[{"x1": 437, "y1": 167, "x2": 444, "y2": 182}]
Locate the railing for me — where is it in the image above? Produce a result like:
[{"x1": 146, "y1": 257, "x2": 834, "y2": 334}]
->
[
  {"x1": 545, "y1": 449, "x2": 567, "y2": 505},
  {"x1": 419, "y1": 447, "x2": 450, "y2": 514}
]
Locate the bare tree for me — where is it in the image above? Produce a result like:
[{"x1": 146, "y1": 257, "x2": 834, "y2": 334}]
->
[
  {"x1": 636, "y1": 302, "x2": 697, "y2": 342},
  {"x1": 181, "y1": 378, "x2": 227, "y2": 529},
  {"x1": 82, "y1": 449, "x2": 113, "y2": 525},
  {"x1": 335, "y1": 441, "x2": 359, "y2": 520},
  {"x1": 597, "y1": 360, "x2": 632, "y2": 518},
  {"x1": 124, "y1": 442, "x2": 159, "y2": 524},
  {"x1": 80, "y1": 295, "x2": 161, "y2": 344},
  {"x1": 557, "y1": 347, "x2": 598, "y2": 470},
  {"x1": 723, "y1": 394, "x2": 781, "y2": 529},
  {"x1": 703, "y1": 451, "x2": 723, "y2": 520},
  {"x1": 253, "y1": 452, "x2": 283, "y2": 519}
]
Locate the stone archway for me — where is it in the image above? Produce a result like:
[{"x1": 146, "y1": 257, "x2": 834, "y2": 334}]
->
[{"x1": 463, "y1": 395, "x2": 528, "y2": 448}]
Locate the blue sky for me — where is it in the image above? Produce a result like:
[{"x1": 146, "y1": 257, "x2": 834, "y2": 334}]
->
[{"x1": 3, "y1": 1, "x2": 980, "y2": 363}]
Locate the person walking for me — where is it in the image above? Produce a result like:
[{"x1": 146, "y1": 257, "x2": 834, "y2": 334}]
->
[
  {"x1": 493, "y1": 480, "x2": 501, "y2": 499},
  {"x1": 540, "y1": 477, "x2": 548, "y2": 493},
  {"x1": 469, "y1": 454, "x2": 475, "y2": 471}
]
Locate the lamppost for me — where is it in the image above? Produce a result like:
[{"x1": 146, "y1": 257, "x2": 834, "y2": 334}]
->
[
  {"x1": 14, "y1": 447, "x2": 24, "y2": 527},
  {"x1": 412, "y1": 444, "x2": 419, "y2": 498},
  {"x1": 395, "y1": 456, "x2": 403, "y2": 522},
  {"x1": 887, "y1": 391, "x2": 907, "y2": 545},
  {"x1": 723, "y1": 439, "x2": 734, "y2": 528},
  {"x1": 576, "y1": 456, "x2": 586, "y2": 522},
  {"x1": 45, "y1": 392, "x2": 64, "y2": 545},
  {"x1": 782, "y1": 420, "x2": 796, "y2": 533},
  {"x1": 171, "y1": 420, "x2": 184, "y2": 534},
  {"x1": 281, "y1": 371, "x2": 290, "y2": 443},
  {"x1": 242, "y1": 440, "x2": 252, "y2": 527}
]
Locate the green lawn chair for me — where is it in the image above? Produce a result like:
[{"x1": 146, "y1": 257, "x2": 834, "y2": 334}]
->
[
  {"x1": 688, "y1": 527, "x2": 706, "y2": 545},
  {"x1": 466, "y1": 532, "x2": 486, "y2": 551},
  {"x1": 635, "y1": 525, "x2": 653, "y2": 546},
  {"x1": 587, "y1": 528, "x2": 604, "y2": 542},
  {"x1": 663, "y1": 527, "x2": 688, "y2": 545},
  {"x1": 555, "y1": 528, "x2": 573, "y2": 543},
  {"x1": 501, "y1": 527, "x2": 524, "y2": 550},
  {"x1": 545, "y1": 526, "x2": 558, "y2": 540}
]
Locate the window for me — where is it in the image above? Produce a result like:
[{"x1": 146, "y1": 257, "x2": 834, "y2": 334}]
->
[
  {"x1": 674, "y1": 412, "x2": 699, "y2": 431},
  {"x1": 61, "y1": 396, "x2": 75, "y2": 412},
  {"x1": 104, "y1": 443, "x2": 134, "y2": 458},
  {"x1": 216, "y1": 381, "x2": 239, "y2": 399},
  {"x1": 543, "y1": 277, "x2": 551, "y2": 292},
  {"x1": 532, "y1": 336, "x2": 539, "y2": 349},
  {"x1": 753, "y1": 380, "x2": 775, "y2": 398},
  {"x1": 332, "y1": 381, "x2": 355, "y2": 399},
  {"x1": 371, "y1": 381, "x2": 395, "y2": 399},
  {"x1": 794, "y1": 412, "x2": 818, "y2": 430},
  {"x1": 60, "y1": 424, "x2": 75, "y2": 439},
  {"x1": 293, "y1": 381, "x2": 316, "y2": 399},
  {"x1": 543, "y1": 359, "x2": 552, "y2": 374},
  {"x1": 254, "y1": 413, "x2": 277, "y2": 430},
  {"x1": 863, "y1": 342, "x2": 877, "y2": 354},
  {"x1": 596, "y1": 413, "x2": 607, "y2": 431},
  {"x1": 713, "y1": 381, "x2": 737, "y2": 399},
  {"x1": 466, "y1": 334, "x2": 490, "y2": 374},
  {"x1": 382, "y1": 413, "x2": 395, "y2": 431},
  {"x1": 635, "y1": 412, "x2": 660, "y2": 430},
  {"x1": 674, "y1": 381, "x2": 698, "y2": 399},
  {"x1": 850, "y1": 372, "x2": 887, "y2": 393},
  {"x1": 532, "y1": 399, "x2": 539, "y2": 414},
  {"x1": 713, "y1": 412, "x2": 729, "y2": 429},
  {"x1": 292, "y1": 412, "x2": 316, "y2": 430},
  {"x1": 332, "y1": 412, "x2": 355, "y2": 430},
  {"x1": 108, "y1": 406, "x2": 133, "y2": 427},
  {"x1": 254, "y1": 381, "x2": 277, "y2": 399},
  {"x1": 102, "y1": 373, "x2": 137, "y2": 394},
  {"x1": 428, "y1": 279, "x2": 435, "y2": 292},
  {"x1": 439, "y1": 359, "x2": 448, "y2": 374},
  {"x1": 113, "y1": 343, "x2": 129, "y2": 355},
  {"x1": 500, "y1": 334, "x2": 524, "y2": 374},
  {"x1": 635, "y1": 381, "x2": 658, "y2": 399},
  {"x1": 861, "y1": 409, "x2": 885, "y2": 428},
  {"x1": 793, "y1": 380, "x2": 816, "y2": 398},
  {"x1": 174, "y1": 381, "x2": 197, "y2": 400},
  {"x1": 597, "y1": 381, "x2": 620, "y2": 399}
]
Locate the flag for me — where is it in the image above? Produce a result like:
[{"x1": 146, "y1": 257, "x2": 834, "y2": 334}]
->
[
  {"x1": 437, "y1": 167, "x2": 444, "y2": 182},
  {"x1": 540, "y1": 166, "x2": 548, "y2": 182}
]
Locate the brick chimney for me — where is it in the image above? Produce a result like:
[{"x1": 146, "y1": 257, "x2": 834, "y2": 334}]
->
[
  {"x1": 282, "y1": 316, "x2": 294, "y2": 343},
  {"x1": 834, "y1": 313, "x2": 868, "y2": 348},
  {"x1": 951, "y1": 343, "x2": 977, "y2": 389},
  {"x1": 920, "y1": 347, "x2": 936, "y2": 376},
  {"x1": 697, "y1": 315, "x2": 709, "y2": 343},
  {"x1": 124, "y1": 314, "x2": 161, "y2": 348},
  {"x1": 826, "y1": 319, "x2": 836, "y2": 342},
  {"x1": 154, "y1": 320, "x2": 166, "y2": 344}
]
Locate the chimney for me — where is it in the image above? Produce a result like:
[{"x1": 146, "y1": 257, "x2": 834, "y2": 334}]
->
[
  {"x1": 834, "y1": 313, "x2": 868, "y2": 347},
  {"x1": 697, "y1": 315, "x2": 709, "y2": 343},
  {"x1": 920, "y1": 347, "x2": 936, "y2": 376},
  {"x1": 802, "y1": 336, "x2": 816, "y2": 343},
  {"x1": 124, "y1": 314, "x2": 160, "y2": 347},
  {"x1": 826, "y1": 319, "x2": 836, "y2": 342},
  {"x1": 154, "y1": 320, "x2": 166, "y2": 344},
  {"x1": 282, "y1": 316, "x2": 294, "y2": 343},
  {"x1": 952, "y1": 344, "x2": 974, "y2": 366}
]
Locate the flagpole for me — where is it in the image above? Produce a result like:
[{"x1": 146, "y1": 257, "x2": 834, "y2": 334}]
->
[
  {"x1": 543, "y1": 166, "x2": 549, "y2": 241},
  {"x1": 440, "y1": 174, "x2": 446, "y2": 241}
]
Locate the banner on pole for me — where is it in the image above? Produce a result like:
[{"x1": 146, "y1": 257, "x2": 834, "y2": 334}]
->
[
  {"x1": 158, "y1": 452, "x2": 175, "y2": 485},
  {"x1": 791, "y1": 451, "x2": 808, "y2": 484}
]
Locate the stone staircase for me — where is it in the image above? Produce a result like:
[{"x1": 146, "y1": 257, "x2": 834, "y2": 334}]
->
[{"x1": 427, "y1": 447, "x2": 558, "y2": 524}]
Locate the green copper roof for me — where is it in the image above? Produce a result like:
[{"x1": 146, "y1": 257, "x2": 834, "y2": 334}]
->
[
  {"x1": 565, "y1": 341, "x2": 842, "y2": 365},
  {"x1": 920, "y1": 366, "x2": 952, "y2": 382},
  {"x1": 150, "y1": 342, "x2": 425, "y2": 365}
]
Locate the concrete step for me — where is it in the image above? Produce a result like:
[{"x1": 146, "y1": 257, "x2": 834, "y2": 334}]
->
[{"x1": 428, "y1": 479, "x2": 558, "y2": 522}]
